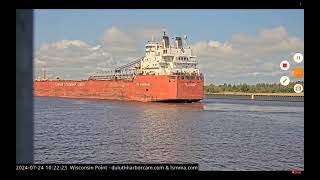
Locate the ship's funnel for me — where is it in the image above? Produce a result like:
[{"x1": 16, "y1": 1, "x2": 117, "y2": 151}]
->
[
  {"x1": 162, "y1": 34, "x2": 169, "y2": 48},
  {"x1": 175, "y1": 37, "x2": 183, "y2": 49}
]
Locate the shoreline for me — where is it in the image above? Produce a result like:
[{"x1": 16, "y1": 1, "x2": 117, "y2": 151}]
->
[{"x1": 205, "y1": 92, "x2": 304, "y2": 97}]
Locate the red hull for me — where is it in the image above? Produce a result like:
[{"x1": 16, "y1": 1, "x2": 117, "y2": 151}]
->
[{"x1": 34, "y1": 75, "x2": 204, "y2": 102}]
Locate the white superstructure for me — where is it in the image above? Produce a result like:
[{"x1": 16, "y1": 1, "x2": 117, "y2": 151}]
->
[
  {"x1": 88, "y1": 32, "x2": 201, "y2": 80},
  {"x1": 139, "y1": 32, "x2": 200, "y2": 76}
]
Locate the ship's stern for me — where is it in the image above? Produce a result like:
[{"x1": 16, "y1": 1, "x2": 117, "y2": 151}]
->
[
  {"x1": 149, "y1": 75, "x2": 204, "y2": 102},
  {"x1": 175, "y1": 75, "x2": 204, "y2": 102}
]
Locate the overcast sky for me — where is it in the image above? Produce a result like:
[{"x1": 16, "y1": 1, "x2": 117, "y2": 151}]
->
[{"x1": 34, "y1": 9, "x2": 304, "y2": 85}]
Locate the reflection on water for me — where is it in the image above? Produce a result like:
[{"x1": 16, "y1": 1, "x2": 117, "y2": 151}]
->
[
  {"x1": 127, "y1": 101, "x2": 204, "y2": 110},
  {"x1": 133, "y1": 102, "x2": 205, "y2": 163},
  {"x1": 34, "y1": 97, "x2": 304, "y2": 170}
]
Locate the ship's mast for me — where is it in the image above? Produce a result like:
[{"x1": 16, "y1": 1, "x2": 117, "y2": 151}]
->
[{"x1": 42, "y1": 64, "x2": 47, "y2": 80}]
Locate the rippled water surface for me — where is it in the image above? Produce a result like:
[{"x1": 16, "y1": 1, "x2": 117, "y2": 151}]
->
[{"x1": 34, "y1": 97, "x2": 304, "y2": 170}]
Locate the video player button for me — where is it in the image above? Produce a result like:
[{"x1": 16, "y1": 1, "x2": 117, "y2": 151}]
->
[
  {"x1": 293, "y1": 53, "x2": 303, "y2": 63},
  {"x1": 280, "y1": 76, "x2": 290, "y2": 86},
  {"x1": 294, "y1": 84, "x2": 303, "y2": 93},
  {"x1": 280, "y1": 60, "x2": 290, "y2": 71},
  {"x1": 292, "y1": 68, "x2": 304, "y2": 79}
]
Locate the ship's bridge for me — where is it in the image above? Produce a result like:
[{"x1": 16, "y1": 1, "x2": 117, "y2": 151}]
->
[{"x1": 145, "y1": 43, "x2": 159, "y2": 52}]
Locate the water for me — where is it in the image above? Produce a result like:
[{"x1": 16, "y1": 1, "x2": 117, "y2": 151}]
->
[{"x1": 34, "y1": 97, "x2": 304, "y2": 171}]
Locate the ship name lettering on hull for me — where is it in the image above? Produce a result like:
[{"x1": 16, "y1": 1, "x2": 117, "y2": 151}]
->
[
  {"x1": 56, "y1": 82, "x2": 85, "y2": 87},
  {"x1": 185, "y1": 83, "x2": 196, "y2": 87},
  {"x1": 136, "y1": 83, "x2": 150, "y2": 86}
]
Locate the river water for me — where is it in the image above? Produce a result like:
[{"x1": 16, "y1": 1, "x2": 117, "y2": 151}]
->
[{"x1": 34, "y1": 97, "x2": 304, "y2": 171}]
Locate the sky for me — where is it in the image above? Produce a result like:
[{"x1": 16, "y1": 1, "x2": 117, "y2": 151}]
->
[{"x1": 34, "y1": 9, "x2": 304, "y2": 85}]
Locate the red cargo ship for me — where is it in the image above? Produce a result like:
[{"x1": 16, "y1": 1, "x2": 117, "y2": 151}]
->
[{"x1": 34, "y1": 32, "x2": 204, "y2": 102}]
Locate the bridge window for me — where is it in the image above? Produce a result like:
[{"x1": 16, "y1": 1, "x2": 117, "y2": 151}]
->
[{"x1": 169, "y1": 76, "x2": 176, "y2": 80}]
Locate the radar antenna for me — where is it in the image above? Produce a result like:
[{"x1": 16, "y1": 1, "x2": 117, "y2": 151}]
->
[{"x1": 162, "y1": 28, "x2": 167, "y2": 36}]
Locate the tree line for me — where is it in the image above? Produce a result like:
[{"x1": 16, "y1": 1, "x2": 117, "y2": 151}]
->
[{"x1": 204, "y1": 82, "x2": 304, "y2": 93}]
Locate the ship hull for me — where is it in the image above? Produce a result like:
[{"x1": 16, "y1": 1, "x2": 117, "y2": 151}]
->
[{"x1": 34, "y1": 75, "x2": 204, "y2": 102}]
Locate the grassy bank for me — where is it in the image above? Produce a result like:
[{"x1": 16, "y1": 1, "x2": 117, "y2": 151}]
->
[
  {"x1": 205, "y1": 92, "x2": 304, "y2": 96},
  {"x1": 204, "y1": 82, "x2": 304, "y2": 94}
]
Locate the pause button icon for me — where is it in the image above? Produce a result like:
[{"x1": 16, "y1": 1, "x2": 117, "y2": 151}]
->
[{"x1": 293, "y1": 53, "x2": 303, "y2": 63}]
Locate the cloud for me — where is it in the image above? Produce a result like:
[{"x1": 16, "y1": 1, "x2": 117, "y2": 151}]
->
[
  {"x1": 103, "y1": 26, "x2": 135, "y2": 47},
  {"x1": 100, "y1": 26, "x2": 163, "y2": 55},
  {"x1": 34, "y1": 26, "x2": 304, "y2": 84},
  {"x1": 34, "y1": 39, "x2": 115, "y2": 79},
  {"x1": 230, "y1": 26, "x2": 303, "y2": 55},
  {"x1": 34, "y1": 26, "x2": 166, "y2": 80},
  {"x1": 40, "y1": 40, "x2": 90, "y2": 51},
  {"x1": 90, "y1": 45, "x2": 101, "y2": 51},
  {"x1": 191, "y1": 26, "x2": 304, "y2": 84}
]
